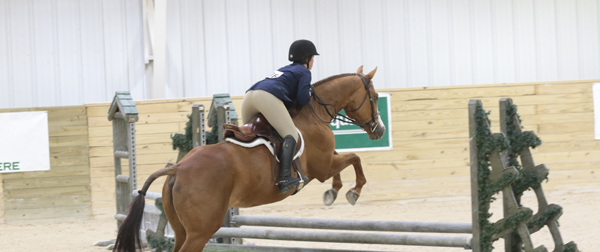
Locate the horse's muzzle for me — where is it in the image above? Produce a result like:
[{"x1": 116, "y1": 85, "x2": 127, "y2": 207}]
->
[{"x1": 367, "y1": 117, "x2": 386, "y2": 140}]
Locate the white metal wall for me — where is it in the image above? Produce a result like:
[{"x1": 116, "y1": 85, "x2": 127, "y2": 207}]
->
[
  {"x1": 166, "y1": 0, "x2": 600, "y2": 98},
  {"x1": 2, "y1": 0, "x2": 599, "y2": 107},
  {"x1": 0, "y1": 0, "x2": 146, "y2": 109}
]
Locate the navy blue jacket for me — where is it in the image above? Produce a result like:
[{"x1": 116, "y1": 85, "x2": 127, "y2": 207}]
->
[{"x1": 247, "y1": 63, "x2": 312, "y2": 109}]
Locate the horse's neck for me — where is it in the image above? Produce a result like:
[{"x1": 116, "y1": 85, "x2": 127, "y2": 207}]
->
[{"x1": 297, "y1": 75, "x2": 361, "y2": 125}]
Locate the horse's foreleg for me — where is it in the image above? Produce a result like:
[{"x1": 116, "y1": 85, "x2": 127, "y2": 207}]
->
[
  {"x1": 323, "y1": 173, "x2": 342, "y2": 206},
  {"x1": 346, "y1": 154, "x2": 367, "y2": 205},
  {"x1": 323, "y1": 152, "x2": 366, "y2": 206}
]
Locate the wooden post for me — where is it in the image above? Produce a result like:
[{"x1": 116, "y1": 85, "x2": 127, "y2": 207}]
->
[
  {"x1": 468, "y1": 100, "x2": 481, "y2": 252},
  {"x1": 216, "y1": 102, "x2": 226, "y2": 143},
  {"x1": 108, "y1": 92, "x2": 139, "y2": 229},
  {"x1": 499, "y1": 98, "x2": 574, "y2": 251},
  {"x1": 192, "y1": 104, "x2": 206, "y2": 148},
  {"x1": 215, "y1": 102, "x2": 242, "y2": 244}
]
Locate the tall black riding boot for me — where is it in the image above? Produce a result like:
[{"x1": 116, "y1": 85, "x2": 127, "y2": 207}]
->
[{"x1": 278, "y1": 135, "x2": 301, "y2": 194}]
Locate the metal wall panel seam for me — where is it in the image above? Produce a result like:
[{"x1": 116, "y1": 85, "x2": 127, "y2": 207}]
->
[
  {"x1": 77, "y1": 0, "x2": 85, "y2": 105},
  {"x1": 311, "y1": 0, "x2": 317, "y2": 78},
  {"x1": 196, "y1": 0, "x2": 207, "y2": 97},
  {"x1": 575, "y1": 0, "x2": 583, "y2": 79},
  {"x1": 137, "y1": 0, "x2": 147, "y2": 98},
  {"x1": 269, "y1": 0, "x2": 275, "y2": 74},
  {"x1": 51, "y1": 0, "x2": 61, "y2": 105},
  {"x1": 402, "y1": 0, "x2": 411, "y2": 87},
  {"x1": 533, "y1": 0, "x2": 541, "y2": 81},
  {"x1": 448, "y1": 0, "x2": 455, "y2": 86},
  {"x1": 359, "y1": 0, "x2": 366, "y2": 75},
  {"x1": 291, "y1": 0, "x2": 296, "y2": 39},
  {"x1": 491, "y1": 0, "x2": 498, "y2": 83},
  {"x1": 511, "y1": 0, "x2": 520, "y2": 82},
  {"x1": 246, "y1": 0, "x2": 253, "y2": 90},
  {"x1": 335, "y1": 0, "x2": 343, "y2": 75},
  {"x1": 99, "y1": 0, "x2": 108, "y2": 102},
  {"x1": 179, "y1": 0, "x2": 185, "y2": 96},
  {"x1": 121, "y1": 0, "x2": 131, "y2": 94},
  {"x1": 246, "y1": 0, "x2": 252, "y2": 89},
  {"x1": 381, "y1": 0, "x2": 390, "y2": 88},
  {"x1": 0, "y1": 0, "x2": 9, "y2": 108},
  {"x1": 5, "y1": 0, "x2": 14, "y2": 107},
  {"x1": 201, "y1": 0, "x2": 209, "y2": 96},
  {"x1": 426, "y1": 0, "x2": 433, "y2": 87},
  {"x1": 553, "y1": 0, "x2": 561, "y2": 79},
  {"x1": 469, "y1": 0, "x2": 477, "y2": 85},
  {"x1": 28, "y1": 0, "x2": 38, "y2": 107},
  {"x1": 223, "y1": 0, "x2": 230, "y2": 93},
  {"x1": 531, "y1": 0, "x2": 539, "y2": 81}
]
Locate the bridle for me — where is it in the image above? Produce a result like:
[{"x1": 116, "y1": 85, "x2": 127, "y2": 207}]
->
[{"x1": 309, "y1": 74, "x2": 380, "y2": 132}]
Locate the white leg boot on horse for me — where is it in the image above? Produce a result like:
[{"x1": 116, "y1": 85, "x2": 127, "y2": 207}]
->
[{"x1": 320, "y1": 152, "x2": 367, "y2": 206}]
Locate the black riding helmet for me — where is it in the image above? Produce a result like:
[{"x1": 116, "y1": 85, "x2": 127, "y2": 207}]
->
[{"x1": 288, "y1": 39, "x2": 319, "y2": 62}]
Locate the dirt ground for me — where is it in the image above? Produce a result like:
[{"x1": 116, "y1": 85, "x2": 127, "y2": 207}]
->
[{"x1": 0, "y1": 185, "x2": 598, "y2": 252}]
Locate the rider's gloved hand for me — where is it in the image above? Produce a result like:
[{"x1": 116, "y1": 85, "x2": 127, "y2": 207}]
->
[{"x1": 309, "y1": 86, "x2": 315, "y2": 96}]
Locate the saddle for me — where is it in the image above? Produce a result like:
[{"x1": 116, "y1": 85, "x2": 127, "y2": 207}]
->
[{"x1": 223, "y1": 114, "x2": 305, "y2": 186}]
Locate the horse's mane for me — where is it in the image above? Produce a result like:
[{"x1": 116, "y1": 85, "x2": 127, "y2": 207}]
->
[{"x1": 312, "y1": 73, "x2": 358, "y2": 87}]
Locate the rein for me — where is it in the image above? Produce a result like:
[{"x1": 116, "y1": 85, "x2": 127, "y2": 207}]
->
[{"x1": 309, "y1": 74, "x2": 380, "y2": 132}]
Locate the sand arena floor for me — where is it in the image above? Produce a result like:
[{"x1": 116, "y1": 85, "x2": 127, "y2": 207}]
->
[{"x1": 0, "y1": 185, "x2": 598, "y2": 252}]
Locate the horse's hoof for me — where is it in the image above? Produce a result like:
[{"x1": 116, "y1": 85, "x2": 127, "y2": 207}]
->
[
  {"x1": 323, "y1": 189, "x2": 338, "y2": 206},
  {"x1": 346, "y1": 190, "x2": 360, "y2": 205}
]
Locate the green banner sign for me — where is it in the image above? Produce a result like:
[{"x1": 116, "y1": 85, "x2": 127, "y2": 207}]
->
[{"x1": 330, "y1": 93, "x2": 392, "y2": 152}]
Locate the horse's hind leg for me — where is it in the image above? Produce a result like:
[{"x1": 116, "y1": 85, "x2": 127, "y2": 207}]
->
[
  {"x1": 162, "y1": 175, "x2": 186, "y2": 252},
  {"x1": 176, "y1": 197, "x2": 229, "y2": 252},
  {"x1": 323, "y1": 173, "x2": 343, "y2": 206},
  {"x1": 324, "y1": 152, "x2": 366, "y2": 206},
  {"x1": 173, "y1": 174, "x2": 231, "y2": 252}
]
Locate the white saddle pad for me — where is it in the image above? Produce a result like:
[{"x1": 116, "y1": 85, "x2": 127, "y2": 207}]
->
[{"x1": 225, "y1": 130, "x2": 304, "y2": 162}]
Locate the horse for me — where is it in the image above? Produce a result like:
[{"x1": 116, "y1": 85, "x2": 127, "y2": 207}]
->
[{"x1": 113, "y1": 66, "x2": 385, "y2": 252}]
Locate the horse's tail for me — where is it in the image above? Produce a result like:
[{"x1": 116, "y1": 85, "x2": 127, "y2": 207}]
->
[{"x1": 113, "y1": 165, "x2": 177, "y2": 252}]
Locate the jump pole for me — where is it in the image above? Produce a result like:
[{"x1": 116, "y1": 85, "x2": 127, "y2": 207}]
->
[
  {"x1": 230, "y1": 215, "x2": 472, "y2": 234},
  {"x1": 213, "y1": 227, "x2": 472, "y2": 248}
]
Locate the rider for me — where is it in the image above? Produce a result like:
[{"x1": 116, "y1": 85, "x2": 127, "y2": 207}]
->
[{"x1": 242, "y1": 39, "x2": 319, "y2": 194}]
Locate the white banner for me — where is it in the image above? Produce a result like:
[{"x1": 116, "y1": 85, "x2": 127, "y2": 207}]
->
[
  {"x1": 595, "y1": 83, "x2": 600, "y2": 140},
  {"x1": 0, "y1": 111, "x2": 51, "y2": 173}
]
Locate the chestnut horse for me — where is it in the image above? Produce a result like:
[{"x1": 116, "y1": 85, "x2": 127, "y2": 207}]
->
[{"x1": 113, "y1": 66, "x2": 385, "y2": 252}]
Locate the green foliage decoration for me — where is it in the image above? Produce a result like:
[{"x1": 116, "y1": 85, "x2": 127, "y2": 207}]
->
[
  {"x1": 474, "y1": 103, "x2": 510, "y2": 252},
  {"x1": 171, "y1": 113, "x2": 220, "y2": 157},
  {"x1": 504, "y1": 103, "x2": 545, "y2": 199},
  {"x1": 477, "y1": 102, "x2": 580, "y2": 252},
  {"x1": 527, "y1": 205, "x2": 562, "y2": 230},
  {"x1": 146, "y1": 235, "x2": 174, "y2": 252},
  {"x1": 170, "y1": 115, "x2": 194, "y2": 154},
  {"x1": 206, "y1": 113, "x2": 219, "y2": 145}
]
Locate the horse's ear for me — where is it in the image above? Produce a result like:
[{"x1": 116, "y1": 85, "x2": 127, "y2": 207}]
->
[
  {"x1": 366, "y1": 66, "x2": 378, "y2": 79},
  {"x1": 356, "y1": 66, "x2": 364, "y2": 74}
]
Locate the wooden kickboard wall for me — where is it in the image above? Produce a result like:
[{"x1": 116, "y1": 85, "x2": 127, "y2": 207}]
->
[
  {"x1": 2, "y1": 79, "x2": 599, "y2": 221},
  {"x1": 0, "y1": 106, "x2": 92, "y2": 224}
]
